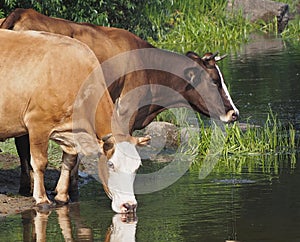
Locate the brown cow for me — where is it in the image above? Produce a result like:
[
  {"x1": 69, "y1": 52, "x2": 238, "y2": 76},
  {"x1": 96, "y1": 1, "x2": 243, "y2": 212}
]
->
[
  {"x1": 0, "y1": 29, "x2": 150, "y2": 213},
  {"x1": 1, "y1": 8, "x2": 239, "y2": 197}
]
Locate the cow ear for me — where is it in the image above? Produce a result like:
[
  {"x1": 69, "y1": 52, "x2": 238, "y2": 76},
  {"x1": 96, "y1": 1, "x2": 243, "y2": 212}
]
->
[
  {"x1": 186, "y1": 51, "x2": 201, "y2": 61},
  {"x1": 100, "y1": 134, "x2": 115, "y2": 157}
]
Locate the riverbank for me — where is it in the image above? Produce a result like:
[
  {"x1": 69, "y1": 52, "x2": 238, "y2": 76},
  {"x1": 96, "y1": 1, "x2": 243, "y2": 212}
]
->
[{"x1": 0, "y1": 153, "x2": 61, "y2": 217}]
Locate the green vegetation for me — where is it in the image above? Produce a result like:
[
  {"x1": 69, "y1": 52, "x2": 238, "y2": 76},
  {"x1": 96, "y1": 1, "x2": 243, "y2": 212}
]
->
[
  {"x1": 145, "y1": 0, "x2": 252, "y2": 52},
  {"x1": 0, "y1": 139, "x2": 62, "y2": 168},
  {"x1": 1, "y1": 0, "x2": 299, "y2": 51},
  {"x1": 168, "y1": 108, "x2": 299, "y2": 174},
  {"x1": 154, "y1": 103, "x2": 299, "y2": 174},
  {"x1": 189, "y1": 111, "x2": 297, "y2": 157}
]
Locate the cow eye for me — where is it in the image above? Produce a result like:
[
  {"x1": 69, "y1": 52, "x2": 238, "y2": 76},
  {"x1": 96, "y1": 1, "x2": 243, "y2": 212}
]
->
[
  {"x1": 212, "y1": 79, "x2": 220, "y2": 87},
  {"x1": 107, "y1": 160, "x2": 114, "y2": 169}
]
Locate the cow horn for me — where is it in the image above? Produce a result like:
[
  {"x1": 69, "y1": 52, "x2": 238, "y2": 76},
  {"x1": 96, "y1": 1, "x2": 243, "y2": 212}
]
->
[
  {"x1": 202, "y1": 52, "x2": 219, "y2": 61},
  {"x1": 215, "y1": 54, "x2": 227, "y2": 62}
]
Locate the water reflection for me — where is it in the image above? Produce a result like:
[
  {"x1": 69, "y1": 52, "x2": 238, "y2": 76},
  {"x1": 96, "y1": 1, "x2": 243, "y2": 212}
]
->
[{"x1": 21, "y1": 204, "x2": 137, "y2": 242}]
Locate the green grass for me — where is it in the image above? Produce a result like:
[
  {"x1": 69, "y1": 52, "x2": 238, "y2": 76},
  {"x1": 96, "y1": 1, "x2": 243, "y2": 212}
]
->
[
  {"x1": 157, "y1": 108, "x2": 298, "y2": 158},
  {"x1": 0, "y1": 139, "x2": 62, "y2": 169},
  {"x1": 157, "y1": 107, "x2": 298, "y2": 175},
  {"x1": 203, "y1": 112, "x2": 296, "y2": 156},
  {"x1": 145, "y1": 0, "x2": 300, "y2": 53},
  {"x1": 146, "y1": 0, "x2": 252, "y2": 53}
]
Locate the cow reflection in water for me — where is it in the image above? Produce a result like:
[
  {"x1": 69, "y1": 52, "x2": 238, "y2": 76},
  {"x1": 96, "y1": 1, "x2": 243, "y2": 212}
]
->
[{"x1": 21, "y1": 204, "x2": 137, "y2": 241}]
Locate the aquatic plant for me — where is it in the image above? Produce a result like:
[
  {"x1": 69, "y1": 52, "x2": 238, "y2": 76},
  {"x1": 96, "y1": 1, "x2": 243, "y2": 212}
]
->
[{"x1": 178, "y1": 108, "x2": 298, "y2": 175}]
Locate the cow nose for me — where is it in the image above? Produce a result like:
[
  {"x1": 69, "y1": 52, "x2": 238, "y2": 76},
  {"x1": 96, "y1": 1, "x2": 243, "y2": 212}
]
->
[
  {"x1": 122, "y1": 203, "x2": 137, "y2": 213},
  {"x1": 231, "y1": 110, "x2": 239, "y2": 121}
]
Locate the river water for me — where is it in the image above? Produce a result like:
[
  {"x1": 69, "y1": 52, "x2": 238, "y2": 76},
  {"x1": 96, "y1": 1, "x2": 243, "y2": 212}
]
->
[{"x1": 0, "y1": 35, "x2": 299, "y2": 241}]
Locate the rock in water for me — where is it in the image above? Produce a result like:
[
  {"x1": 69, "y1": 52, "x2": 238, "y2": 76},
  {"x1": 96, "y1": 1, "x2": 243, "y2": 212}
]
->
[{"x1": 227, "y1": 0, "x2": 289, "y2": 33}]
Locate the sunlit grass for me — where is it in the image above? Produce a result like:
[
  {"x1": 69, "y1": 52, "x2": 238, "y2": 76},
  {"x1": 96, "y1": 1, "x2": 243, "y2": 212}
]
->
[
  {"x1": 145, "y1": 0, "x2": 253, "y2": 53},
  {"x1": 157, "y1": 108, "x2": 298, "y2": 175},
  {"x1": 0, "y1": 139, "x2": 62, "y2": 169},
  {"x1": 145, "y1": 0, "x2": 299, "y2": 52}
]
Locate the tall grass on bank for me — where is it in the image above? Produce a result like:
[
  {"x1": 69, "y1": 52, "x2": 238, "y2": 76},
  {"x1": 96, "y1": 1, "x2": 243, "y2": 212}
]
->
[
  {"x1": 194, "y1": 111, "x2": 297, "y2": 158},
  {"x1": 145, "y1": 0, "x2": 300, "y2": 52},
  {"x1": 157, "y1": 108, "x2": 298, "y2": 158},
  {"x1": 179, "y1": 110, "x2": 298, "y2": 174},
  {"x1": 281, "y1": 17, "x2": 300, "y2": 43},
  {"x1": 145, "y1": 0, "x2": 252, "y2": 53},
  {"x1": 165, "y1": 108, "x2": 298, "y2": 175}
]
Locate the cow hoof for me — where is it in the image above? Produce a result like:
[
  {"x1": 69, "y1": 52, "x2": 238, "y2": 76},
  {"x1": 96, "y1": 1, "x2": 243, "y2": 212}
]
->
[{"x1": 54, "y1": 198, "x2": 69, "y2": 206}]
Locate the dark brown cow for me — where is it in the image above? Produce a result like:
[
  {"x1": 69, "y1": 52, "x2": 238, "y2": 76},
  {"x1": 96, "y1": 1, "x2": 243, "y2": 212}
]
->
[
  {"x1": 0, "y1": 29, "x2": 151, "y2": 213},
  {"x1": 1, "y1": 8, "x2": 239, "y2": 196}
]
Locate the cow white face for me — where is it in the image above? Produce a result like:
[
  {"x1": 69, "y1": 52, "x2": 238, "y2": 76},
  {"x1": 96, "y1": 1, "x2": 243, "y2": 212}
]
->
[
  {"x1": 107, "y1": 141, "x2": 141, "y2": 213},
  {"x1": 109, "y1": 214, "x2": 137, "y2": 242},
  {"x1": 98, "y1": 136, "x2": 148, "y2": 213}
]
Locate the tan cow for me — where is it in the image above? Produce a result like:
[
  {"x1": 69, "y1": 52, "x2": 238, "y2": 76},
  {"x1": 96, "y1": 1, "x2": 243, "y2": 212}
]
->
[
  {"x1": 0, "y1": 29, "x2": 149, "y2": 213},
  {"x1": 1, "y1": 9, "x2": 239, "y2": 200}
]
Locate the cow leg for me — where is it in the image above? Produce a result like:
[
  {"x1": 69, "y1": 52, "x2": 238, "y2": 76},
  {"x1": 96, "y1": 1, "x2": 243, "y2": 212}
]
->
[
  {"x1": 54, "y1": 152, "x2": 77, "y2": 204},
  {"x1": 69, "y1": 156, "x2": 80, "y2": 201},
  {"x1": 29, "y1": 135, "x2": 51, "y2": 205},
  {"x1": 15, "y1": 135, "x2": 33, "y2": 196}
]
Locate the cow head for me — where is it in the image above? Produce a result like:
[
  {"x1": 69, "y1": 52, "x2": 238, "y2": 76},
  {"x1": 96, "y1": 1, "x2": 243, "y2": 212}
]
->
[
  {"x1": 183, "y1": 51, "x2": 239, "y2": 122},
  {"x1": 98, "y1": 134, "x2": 150, "y2": 213}
]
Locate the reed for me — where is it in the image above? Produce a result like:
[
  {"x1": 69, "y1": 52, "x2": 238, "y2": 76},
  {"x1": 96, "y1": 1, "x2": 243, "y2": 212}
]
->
[
  {"x1": 158, "y1": 107, "x2": 298, "y2": 158},
  {"x1": 188, "y1": 110, "x2": 298, "y2": 174}
]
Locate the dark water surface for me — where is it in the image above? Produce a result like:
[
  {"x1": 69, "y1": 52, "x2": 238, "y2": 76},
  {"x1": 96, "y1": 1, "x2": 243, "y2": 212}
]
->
[
  {"x1": 0, "y1": 36, "x2": 299, "y2": 241},
  {"x1": 0, "y1": 156, "x2": 300, "y2": 242},
  {"x1": 224, "y1": 35, "x2": 300, "y2": 129}
]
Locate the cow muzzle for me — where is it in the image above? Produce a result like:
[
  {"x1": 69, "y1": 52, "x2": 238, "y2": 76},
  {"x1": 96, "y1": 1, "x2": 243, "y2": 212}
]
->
[
  {"x1": 121, "y1": 202, "x2": 137, "y2": 214},
  {"x1": 220, "y1": 109, "x2": 239, "y2": 123}
]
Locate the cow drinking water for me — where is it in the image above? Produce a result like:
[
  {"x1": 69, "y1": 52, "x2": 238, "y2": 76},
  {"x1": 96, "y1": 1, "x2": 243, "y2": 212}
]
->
[
  {"x1": 0, "y1": 29, "x2": 150, "y2": 213},
  {"x1": 0, "y1": 9, "x2": 239, "y2": 201}
]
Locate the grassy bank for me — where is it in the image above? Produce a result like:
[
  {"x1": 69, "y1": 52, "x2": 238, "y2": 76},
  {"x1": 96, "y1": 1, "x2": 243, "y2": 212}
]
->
[
  {"x1": 182, "y1": 110, "x2": 298, "y2": 157},
  {"x1": 145, "y1": 0, "x2": 252, "y2": 53},
  {"x1": 2, "y1": 0, "x2": 298, "y2": 52},
  {"x1": 145, "y1": 0, "x2": 300, "y2": 52}
]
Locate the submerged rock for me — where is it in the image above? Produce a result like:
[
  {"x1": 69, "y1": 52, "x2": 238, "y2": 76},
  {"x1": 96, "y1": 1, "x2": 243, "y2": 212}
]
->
[
  {"x1": 135, "y1": 121, "x2": 261, "y2": 150},
  {"x1": 143, "y1": 121, "x2": 179, "y2": 150},
  {"x1": 227, "y1": 0, "x2": 289, "y2": 33}
]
